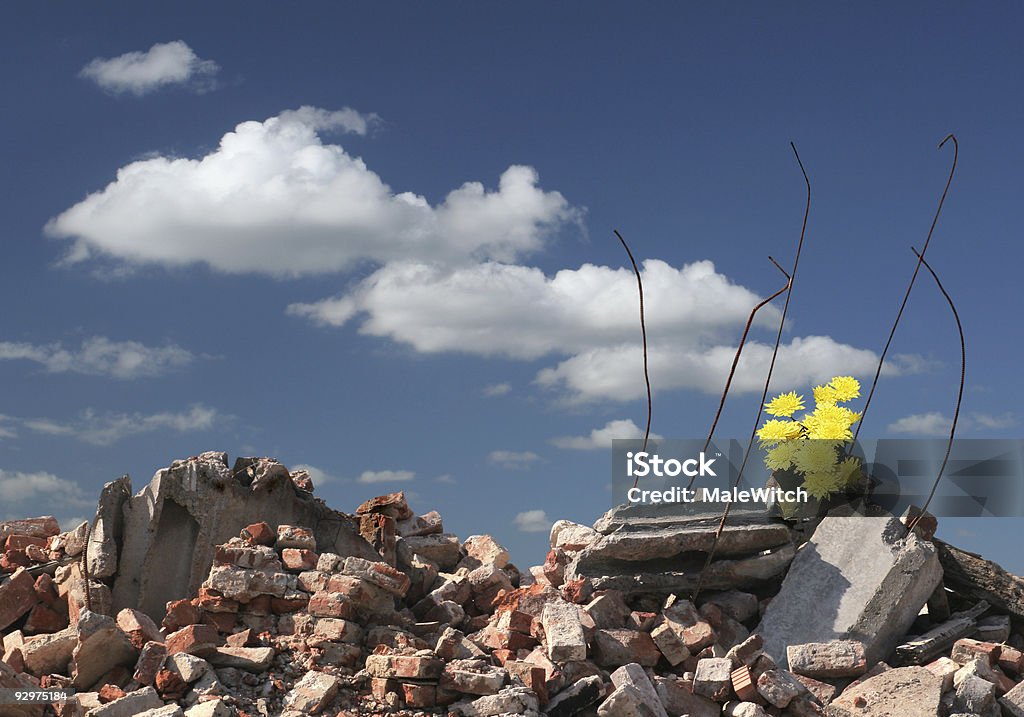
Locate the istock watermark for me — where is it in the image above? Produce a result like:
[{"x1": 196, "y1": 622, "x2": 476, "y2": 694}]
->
[{"x1": 611, "y1": 438, "x2": 1024, "y2": 516}]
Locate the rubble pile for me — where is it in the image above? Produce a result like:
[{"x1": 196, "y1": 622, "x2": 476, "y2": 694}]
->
[{"x1": 2, "y1": 452, "x2": 1024, "y2": 717}]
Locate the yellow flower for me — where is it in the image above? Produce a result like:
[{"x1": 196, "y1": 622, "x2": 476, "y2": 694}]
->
[
  {"x1": 792, "y1": 440, "x2": 840, "y2": 474},
  {"x1": 807, "y1": 418, "x2": 853, "y2": 441},
  {"x1": 813, "y1": 384, "x2": 838, "y2": 406},
  {"x1": 836, "y1": 456, "x2": 862, "y2": 486},
  {"x1": 765, "y1": 441, "x2": 799, "y2": 471},
  {"x1": 803, "y1": 469, "x2": 842, "y2": 499},
  {"x1": 764, "y1": 391, "x2": 805, "y2": 418},
  {"x1": 828, "y1": 376, "x2": 861, "y2": 402},
  {"x1": 757, "y1": 419, "x2": 802, "y2": 447}
]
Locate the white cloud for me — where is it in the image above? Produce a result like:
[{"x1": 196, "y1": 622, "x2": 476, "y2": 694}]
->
[
  {"x1": 292, "y1": 258, "x2": 923, "y2": 403},
  {"x1": 0, "y1": 469, "x2": 94, "y2": 519},
  {"x1": 79, "y1": 40, "x2": 219, "y2": 95},
  {"x1": 970, "y1": 412, "x2": 1015, "y2": 430},
  {"x1": 21, "y1": 404, "x2": 218, "y2": 446},
  {"x1": 357, "y1": 469, "x2": 415, "y2": 484},
  {"x1": 435, "y1": 474, "x2": 456, "y2": 484},
  {"x1": 552, "y1": 418, "x2": 663, "y2": 450},
  {"x1": 514, "y1": 509, "x2": 550, "y2": 533},
  {"x1": 0, "y1": 415, "x2": 16, "y2": 439},
  {"x1": 489, "y1": 450, "x2": 541, "y2": 469},
  {"x1": 483, "y1": 383, "x2": 512, "y2": 397},
  {"x1": 290, "y1": 463, "x2": 339, "y2": 486},
  {"x1": 47, "y1": 108, "x2": 578, "y2": 277},
  {"x1": 0, "y1": 336, "x2": 194, "y2": 379},
  {"x1": 887, "y1": 411, "x2": 1017, "y2": 437},
  {"x1": 291, "y1": 259, "x2": 775, "y2": 357}
]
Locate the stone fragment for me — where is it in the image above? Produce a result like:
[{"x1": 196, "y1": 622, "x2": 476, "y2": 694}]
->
[
  {"x1": 723, "y1": 702, "x2": 768, "y2": 717},
  {"x1": 86, "y1": 686, "x2": 163, "y2": 717},
  {"x1": 550, "y1": 520, "x2": 601, "y2": 552},
  {"x1": 165, "y1": 624, "x2": 219, "y2": 656},
  {"x1": 183, "y1": 702, "x2": 231, "y2": 717},
  {"x1": 342, "y1": 556, "x2": 411, "y2": 596},
  {"x1": 727, "y1": 633, "x2": 765, "y2": 668},
  {"x1": 240, "y1": 521, "x2": 275, "y2": 546},
  {"x1": 441, "y1": 659, "x2": 508, "y2": 695},
  {"x1": 396, "y1": 510, "x2": 443, "y2": 537},
  {"x1": 0, "y1": 516, "x2": 60, "y2": 540},
  {"x1": 281, "y1": 548, "x2": 317, "y2": 571},
  {"x1": 701, "y1": 589, "x2": 760, "y2": 623},
  {"x1": 693, "y1": 657, "x2": 735, "y2": 701},
  {"x1": 787, "y1": 640, "x2": 867, "y2": 678},
  {"x1": 356, "y1": 491, "x2": 413, "y2": 520},
  {"x1": 544, "y1": 674, "x2": 604, "y2": 717},
  {"x1": 792, "y1": 673, "x2": 837, "y2": 705},
  {"x1": 133, "y1": 640, "x2": 168, "y2": 685},
  {"x1": 542, "y1": 601, "x2": 587, "y2": 663},
  {"x1": 21, "y1": 626, "x2": 77, "y2": 676},
  {"x1": 205, "y1": 646, "x2": 274, "y2": 672},
  {"x1": 449, "y1": 686, "x2": 540, "y2": 716},
  {"x1": 71, "y1": 610, "x2": 138, "y2": 689},
  {"x1": 166, "y1": 652, "x2": 210, "y2": 683},
  {"x1": 976, "y1": 614, "x2": 1012, "y2": 643},
  {"x1": 607, "y1": 662, "x2": 669, "y2": 717},
  {"x1": 117, "y1": 608, "x2": 163, "y2": 650},
  {"x1": 584, "y1": 591, "x2": 631, "y2": 629},
  {"x1": 402, "y1": 533, "x2": 462, "y2": 571},
  {"x1": 592, "y1": 628, "x2": 661, "y2": 667},
  {"x1": 757, "y1": 515, "x2": 941, "y2": 669},
  {"x1": 87, "y1": 476, "x2": 131, "y2": 579},
  {"x1": 999, "y1": 645, "x2": 1024, "y2": 674},
  {"x1": 597, "y1": 684, "x2": 661, "y2": 717},
  {"x1": 0, "y1": 567, "x2": 39, "y2": 631},
  {"x1": 310, "y1": 616, "x2": 362, "y2": 644},
  {"x1": 924, "y1": 655, "x2": 960, "y2": 691},
  {"x1": 1002, "y1": 679, "x2": 1024, "y2": 716},
  {"x1": 462, "y1": 535, "x2": 510, "y2": 569},
  {"x1": 827, "y1": 666, "x2": 943, "y2": 717},
  {"x1": 651, "y1": 675, "x2": 720, "y2": 717},
  {"x1": 953, "y1": 674, "x2": 997, "y2": 714},
  {"x1": 651, "y1": 620, "x2": 691, "y2": 665},
  {"x1": 755, "y1": 669, "x2": 807, "y2": 708},
  {"x1": 283, "y1": 670, "x2": 340, "y2": 713}
]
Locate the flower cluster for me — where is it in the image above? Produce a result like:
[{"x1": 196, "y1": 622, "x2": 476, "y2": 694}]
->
[{"x1": 757, "y1": 376, "x2": 864, "y2": 499}]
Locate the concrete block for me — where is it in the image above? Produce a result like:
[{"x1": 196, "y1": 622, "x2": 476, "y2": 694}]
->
[{"x1": 756, "y1": 515, "x2": 942, "y2": 668}]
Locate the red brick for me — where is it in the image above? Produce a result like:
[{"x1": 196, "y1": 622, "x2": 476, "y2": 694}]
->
[
  {"x1": 402, "y1": 682, "x2": 438, "y2": 707},
  {"x1": 281, "y1": 548, "x2": 318, "y2": 571},
  {"x1": 165, "y1": 623, "x2": 219, "y2": 656},
  {"x1": 240, "y1": 521, "x2": 275, "y2": 546},
  {"x1": 155, "y1": 667, "x2": 188, "y2": 700},
  {"x1": 0, "y1": 567, "x2": 39, "y2": 630},
  {"x1": 271, "y1": 594, "x2": 308, "y2": 614},
  {"x1": 97, "y1": 684, "x2": 126, "y2": 703},
  {"x1": 951, "y1": 638, "x2": 1001, "y2": 666},
  {"x1": 23, "y1": 603, "x2": 67, "y2": 634},
  {"x1": 5, "y1": 535, "x2": 48, "y2": 551},
  {"x1": 731, "y1": 664, "x2": 759, "y2": 702},
  {"x1": 196, "y1": 587, "x2": 239, "y2": 613},
  {"x1": 162, "y1": 598, "x2": 200, "y2": 632}
]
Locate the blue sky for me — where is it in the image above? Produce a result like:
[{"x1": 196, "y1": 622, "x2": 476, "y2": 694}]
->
[{"x1": 2, "y1": 4, "x2": 1022, "y2": 571}]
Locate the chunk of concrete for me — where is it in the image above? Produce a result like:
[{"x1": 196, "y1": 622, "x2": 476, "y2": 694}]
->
[
  {"x1": 610, "y1": 663, "x2": 669, "y2": 717},
  {"x1": 110, "y1": 452, "x2": 379, "y2": 621},
  {"x1": 71, "y1": 610, "x2": 138, "y2": 689},
  {"x1": 827, "y1": 666, "x2": 943, "y2": 717},
  {"x1": 86, "y1": 475, "x2": 131, "y2": 579},
  {"x1": 542, "y1": 601, "x2": 587, "y2": 663},
  {"x1": 756, "y1": 515, "x2": 942, "y2": 668}
]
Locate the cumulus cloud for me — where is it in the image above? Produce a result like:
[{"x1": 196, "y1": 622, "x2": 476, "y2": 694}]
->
[
  {"x1": 80, "y1": 40, "x2": 219, "y2": 95},
  {"x1": 552, "y1": 418, "x2": 663, "y2": 450},
  {"x1": 514, "y1": 509, "x2": 550, "y2": 533},
  {"x1": 887, "y1": 411, "x2": 1016, "y2": 437},
  {"x1": 0, "y1": 469, "x2": 94, "y2": 519},
  {"x1": 483, "y1": 383, "x2": 512, "y2": 397},
  {"x1": 291, "y1": 258, "x2": 922, "y2": 402},
  {"x1": 489, "y1": 450, "x2": 541, "y2": 469},
  {"x1": 20, "y1": 404, "x2": 218, "y2": 446},
  {"x1": 47, "y1": 108, "x2": 578, "y2": 276},
  {"x1": 0, "y1": 336, "x2": 194, "y2": 379},
  {"x1": 357, "y1": 469, "x2": 415, "y2": 484}
]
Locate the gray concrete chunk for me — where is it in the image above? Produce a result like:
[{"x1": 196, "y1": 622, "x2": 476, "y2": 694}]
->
[{"x1": 756, "y1": 515, "x2": 942, "y2": 668}]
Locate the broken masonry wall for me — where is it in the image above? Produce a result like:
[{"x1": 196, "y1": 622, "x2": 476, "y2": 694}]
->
[{"x1": 108, "y1": 451, "x2": 379, "y2": 622}]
